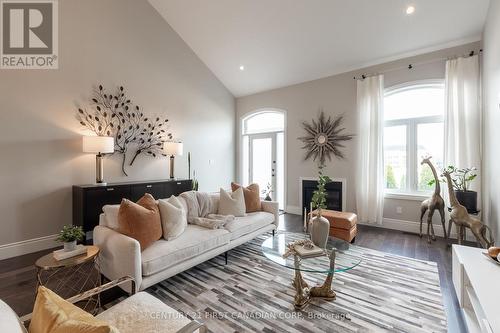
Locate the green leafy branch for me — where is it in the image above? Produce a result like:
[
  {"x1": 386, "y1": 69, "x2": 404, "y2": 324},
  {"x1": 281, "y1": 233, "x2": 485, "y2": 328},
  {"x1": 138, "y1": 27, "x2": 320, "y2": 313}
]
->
[
  {"x1": 311, "y1": 165, "x2": 332, "y2": 215},
  {"x1": 428, "y1": 165, "x2": 477, "y2": 191}
]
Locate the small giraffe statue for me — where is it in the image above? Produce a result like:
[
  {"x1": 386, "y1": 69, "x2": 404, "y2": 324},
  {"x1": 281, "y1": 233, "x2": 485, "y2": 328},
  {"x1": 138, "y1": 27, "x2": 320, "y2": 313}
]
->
[
  {"x1": 419, "y1": 157, "x2": 446, "y2": 243},
  {"x1": 443, "y1": 170, "x2": 494, "y2": 248}
]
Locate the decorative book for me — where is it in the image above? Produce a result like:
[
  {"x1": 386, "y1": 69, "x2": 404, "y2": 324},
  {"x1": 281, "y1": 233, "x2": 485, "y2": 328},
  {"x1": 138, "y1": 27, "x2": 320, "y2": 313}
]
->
[
  {"x1": 53, "y1": 245, "x2": 87, "y2": 261},
  {"x1": 294, "y1": 243, "x2": 324, "y2": 258}
]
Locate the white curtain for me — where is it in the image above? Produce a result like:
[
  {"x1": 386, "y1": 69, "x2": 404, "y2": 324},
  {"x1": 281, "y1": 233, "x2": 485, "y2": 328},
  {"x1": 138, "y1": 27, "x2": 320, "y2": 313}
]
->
[
  {"x1": 356, "y1": 75, "x2": 385, "y2": 224},
  {"x1": 444, "y1": 55, "x2": 481, "y2": 204}
]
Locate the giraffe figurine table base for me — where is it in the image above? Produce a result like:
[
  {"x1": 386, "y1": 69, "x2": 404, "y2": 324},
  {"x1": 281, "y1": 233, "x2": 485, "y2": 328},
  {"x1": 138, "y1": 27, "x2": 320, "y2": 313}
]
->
[{"x1": 292, "y1": 250, "x2": 337, "y2": 310}]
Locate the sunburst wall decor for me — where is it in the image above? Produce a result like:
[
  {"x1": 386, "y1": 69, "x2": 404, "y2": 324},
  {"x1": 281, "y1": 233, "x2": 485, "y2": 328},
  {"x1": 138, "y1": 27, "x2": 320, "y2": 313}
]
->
[{"x1": 298, "y1": 110, "x2": 354, "y2": 166}]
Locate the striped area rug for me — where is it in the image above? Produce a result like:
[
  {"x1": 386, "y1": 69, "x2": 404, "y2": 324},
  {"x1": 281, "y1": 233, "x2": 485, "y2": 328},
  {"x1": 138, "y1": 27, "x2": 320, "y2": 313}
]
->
[{"x1": 141, "y1": 232, "x2": 447, "y2": 333}]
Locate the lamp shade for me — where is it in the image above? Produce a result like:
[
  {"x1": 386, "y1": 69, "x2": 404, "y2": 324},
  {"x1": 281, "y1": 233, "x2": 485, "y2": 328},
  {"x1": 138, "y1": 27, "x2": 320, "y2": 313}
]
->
[
  {"x1": 163, "y1": 141, "x2": 183, "y2": 156},
  {"x1": 82, "y1": 136, "x2": 114, "y2": 154}
]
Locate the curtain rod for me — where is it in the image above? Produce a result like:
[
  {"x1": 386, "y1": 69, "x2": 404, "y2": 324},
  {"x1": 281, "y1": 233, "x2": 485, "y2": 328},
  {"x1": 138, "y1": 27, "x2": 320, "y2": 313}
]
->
[{"x1": 353, "y1": 48, "x2": 483, "y2": 80}]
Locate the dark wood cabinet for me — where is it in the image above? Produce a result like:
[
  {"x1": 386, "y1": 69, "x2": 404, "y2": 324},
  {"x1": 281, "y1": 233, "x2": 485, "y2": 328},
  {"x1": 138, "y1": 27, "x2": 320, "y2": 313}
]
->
[{"x1": 73, "y1": 179, "x2": 192, "y2": 240}]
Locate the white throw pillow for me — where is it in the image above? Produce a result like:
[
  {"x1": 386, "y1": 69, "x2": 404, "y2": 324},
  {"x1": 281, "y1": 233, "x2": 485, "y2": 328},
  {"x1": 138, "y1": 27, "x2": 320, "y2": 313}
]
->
[
  {"x1": 158, "y1": 195, "x2": 187, "y2": 240},
  {"x1": 218, "y1": 187, "x2": 246, "y2": 217},
  {"x1": 102, "y1": 204, "x2": 120, "y2": 230}
]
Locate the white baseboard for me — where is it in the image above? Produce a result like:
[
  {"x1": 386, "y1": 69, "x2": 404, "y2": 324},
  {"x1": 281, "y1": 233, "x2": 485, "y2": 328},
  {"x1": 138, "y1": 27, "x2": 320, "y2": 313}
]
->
[
  {"x1": 285, "y1": 205, "x2": 302, "y2": 215},
  {"x1": 360, "y1": 218, "x2": 476, "y2": 241},
  {"x1": 0, "y1": 234, "x2": 59, "y2": 261}
]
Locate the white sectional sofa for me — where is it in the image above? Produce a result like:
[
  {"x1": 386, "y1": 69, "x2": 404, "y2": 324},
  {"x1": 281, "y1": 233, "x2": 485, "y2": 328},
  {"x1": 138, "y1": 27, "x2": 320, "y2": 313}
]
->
[{"x1": 94, "y1": 192, "x2": 279, "y2": 292}]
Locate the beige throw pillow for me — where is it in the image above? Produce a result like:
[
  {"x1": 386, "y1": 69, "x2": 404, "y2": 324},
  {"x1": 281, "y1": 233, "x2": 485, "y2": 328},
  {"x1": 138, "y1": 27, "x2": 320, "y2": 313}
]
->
[
  {"x1": 158, "y1": 195, "x2": 187, "y2": 240},
  {"x1": 218, "y1": 187, "x2": 246, "y2": 217}
]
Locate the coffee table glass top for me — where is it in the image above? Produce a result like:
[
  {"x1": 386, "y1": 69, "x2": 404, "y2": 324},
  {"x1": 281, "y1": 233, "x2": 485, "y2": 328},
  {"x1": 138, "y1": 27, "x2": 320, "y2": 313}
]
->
[{"x1": 261, "y1": 232, "x2": 362, "y2": 274}]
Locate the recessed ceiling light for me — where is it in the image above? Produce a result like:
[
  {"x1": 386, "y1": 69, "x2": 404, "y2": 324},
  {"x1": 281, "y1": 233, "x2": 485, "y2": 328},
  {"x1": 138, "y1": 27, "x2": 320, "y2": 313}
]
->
[
  {"x1": 406, "y1": 5, "x2": 415, "y2": 15},
  {"x1": 239, "y1": 65, "x2": 245, "y2": 71}
]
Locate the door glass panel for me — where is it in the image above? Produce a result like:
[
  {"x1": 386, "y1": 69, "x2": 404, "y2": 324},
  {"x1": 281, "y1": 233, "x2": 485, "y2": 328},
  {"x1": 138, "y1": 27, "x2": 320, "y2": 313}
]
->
[
  {"x1": 277, "y1": 132, "x2": 284, "y2": 210},
  {"x1": 251, "y1": 137, "x2": 272, "y2": 198},
  {"x1": 242, "y1": 135, "x2": 249, "y2": 186}
]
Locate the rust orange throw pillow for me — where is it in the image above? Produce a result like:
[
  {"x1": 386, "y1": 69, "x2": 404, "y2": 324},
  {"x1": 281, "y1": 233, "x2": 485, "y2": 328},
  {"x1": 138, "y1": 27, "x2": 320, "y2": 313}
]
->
[
  {"x1": 117, "y1": 193, "x2": 162, "y2": 251},
  {"x1": 231, "y1": 182, "x2": 261, "y2": 213}
]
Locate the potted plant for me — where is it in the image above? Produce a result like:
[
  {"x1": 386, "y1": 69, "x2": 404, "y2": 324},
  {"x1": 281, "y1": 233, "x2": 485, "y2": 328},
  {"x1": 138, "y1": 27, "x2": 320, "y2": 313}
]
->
[
  {"x1": 310, "y1": 167, "x2": 331, "y2": 248},
  {"x1": 442, "y1": 166, "x2": 478, "y2": 213},
  {"x1": 56, "y1": 225, "x2": 85, "y2": 252},
  {"x1": 262, "y1": 182, "x2": 273, "y2": 201}
]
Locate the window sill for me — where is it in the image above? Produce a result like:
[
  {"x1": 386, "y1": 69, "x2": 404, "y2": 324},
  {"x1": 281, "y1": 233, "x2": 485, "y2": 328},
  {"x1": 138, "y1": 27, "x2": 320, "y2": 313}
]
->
[{"x1": 384, "y1": 192, "x2": 429, "y2": 201}]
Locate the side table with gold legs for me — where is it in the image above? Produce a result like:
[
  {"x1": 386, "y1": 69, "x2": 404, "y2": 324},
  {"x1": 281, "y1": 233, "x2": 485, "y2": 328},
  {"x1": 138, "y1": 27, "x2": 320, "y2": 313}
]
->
[
  {"x1": 262, "y1": 233, "x2": 361, "y2": 310},
  {"x1": 35, "y1": 245, "x2": 102, "y2": 314}
]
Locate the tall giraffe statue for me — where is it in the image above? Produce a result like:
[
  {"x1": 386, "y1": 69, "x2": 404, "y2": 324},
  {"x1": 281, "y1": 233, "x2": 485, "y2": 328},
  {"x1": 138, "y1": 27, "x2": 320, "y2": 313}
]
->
[
  {"x1": 443, "y1": 170, "x2": 494, "y2": 248},
  {"x1": 419, "y1": 157, "x2": 446, "y2": 243}
]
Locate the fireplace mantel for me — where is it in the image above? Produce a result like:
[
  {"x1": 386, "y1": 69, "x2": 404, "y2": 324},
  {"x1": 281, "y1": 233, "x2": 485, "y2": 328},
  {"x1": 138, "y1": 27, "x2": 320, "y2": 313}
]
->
[{"x1": 299, "y1": 177, "x2": 347, "y2": 213}]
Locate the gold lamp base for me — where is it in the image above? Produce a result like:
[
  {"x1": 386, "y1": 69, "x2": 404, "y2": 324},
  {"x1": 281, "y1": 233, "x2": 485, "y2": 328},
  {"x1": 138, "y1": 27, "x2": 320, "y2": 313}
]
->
[{"x1": 95, "y1": 153, "x2": 106, "y2": 185}]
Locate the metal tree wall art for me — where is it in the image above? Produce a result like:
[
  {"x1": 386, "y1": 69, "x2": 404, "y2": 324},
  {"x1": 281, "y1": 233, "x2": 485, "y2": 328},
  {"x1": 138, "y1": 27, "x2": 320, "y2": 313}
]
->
[
  {"x1": 298, "y1": 110, "x2": 354, "y2": 166},
  {"x1": 76, "y1": 85, "x2": 173, "y2": 175}
]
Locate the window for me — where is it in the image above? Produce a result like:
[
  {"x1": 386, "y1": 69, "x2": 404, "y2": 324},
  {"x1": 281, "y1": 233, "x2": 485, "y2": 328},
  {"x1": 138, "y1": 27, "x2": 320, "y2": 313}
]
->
[{"x1": 384, "y1": 82, "x2": 444, "y2": 195}]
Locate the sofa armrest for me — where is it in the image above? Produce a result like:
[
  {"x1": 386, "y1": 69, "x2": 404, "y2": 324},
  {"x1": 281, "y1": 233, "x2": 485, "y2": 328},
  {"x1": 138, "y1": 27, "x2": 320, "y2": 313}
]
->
[
  {"x1": 0, "y1": 300, "x2": 27, "y2": 333},
  {"x1": 261, "y1": 200, "x2": 279, "y2": 227},
  {"x1": 93, "y1": 226, "x2": 142, "y2": 293},
  {"x1": 177, "y1": 320, "x2": 207, "y2": 333}
]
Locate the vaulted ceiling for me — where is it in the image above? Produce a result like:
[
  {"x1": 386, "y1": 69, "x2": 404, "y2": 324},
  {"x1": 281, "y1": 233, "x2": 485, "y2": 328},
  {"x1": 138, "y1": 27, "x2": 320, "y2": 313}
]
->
[{"x1": 149, "y1": 0, "x2": 490, "y2": 97}]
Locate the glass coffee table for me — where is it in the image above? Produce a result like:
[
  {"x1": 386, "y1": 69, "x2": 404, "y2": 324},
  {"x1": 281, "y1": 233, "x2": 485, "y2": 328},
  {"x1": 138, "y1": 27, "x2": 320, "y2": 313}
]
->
[{"x1": 261, "y1": 232, "x2": 362, "y2": 309}]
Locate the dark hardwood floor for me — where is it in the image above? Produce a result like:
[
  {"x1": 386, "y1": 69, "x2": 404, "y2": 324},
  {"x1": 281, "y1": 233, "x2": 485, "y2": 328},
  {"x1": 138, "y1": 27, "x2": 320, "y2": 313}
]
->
[{"x1": 0, "y1": 213, "x2": 468, "y2": 332}]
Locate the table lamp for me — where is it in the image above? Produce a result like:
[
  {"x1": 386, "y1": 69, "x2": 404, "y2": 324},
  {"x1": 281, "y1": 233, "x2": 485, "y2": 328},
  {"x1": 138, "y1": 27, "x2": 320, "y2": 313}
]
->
[
  {"x1": 164, "y1": 141, "x2": 183, "y2": 179},
  {"x1": 82, "y1": 136, "x2": 114, "y2": 185}
]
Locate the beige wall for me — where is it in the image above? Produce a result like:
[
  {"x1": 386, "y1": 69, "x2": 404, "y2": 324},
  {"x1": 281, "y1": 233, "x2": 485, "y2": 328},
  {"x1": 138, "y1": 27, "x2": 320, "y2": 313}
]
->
[
  {"x1": 237, "y1": 42, "x2": 480, "y2": 226},
  {"x1": 0, "y1": 0, "x2": 235, "y2": 246},
  {"x1": 482, "y1": 1, "x2": 500, "y2": 238}
]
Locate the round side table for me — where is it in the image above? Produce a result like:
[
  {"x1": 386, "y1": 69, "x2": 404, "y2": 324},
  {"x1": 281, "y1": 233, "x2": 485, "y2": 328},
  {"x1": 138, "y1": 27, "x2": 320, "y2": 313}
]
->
[{"x1": 35, "y1": 245, "x2": 101, "y2": 314}]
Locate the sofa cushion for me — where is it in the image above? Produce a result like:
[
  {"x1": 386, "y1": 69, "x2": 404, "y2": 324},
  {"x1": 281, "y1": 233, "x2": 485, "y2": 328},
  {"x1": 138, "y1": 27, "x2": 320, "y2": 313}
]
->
[
  {"x1": 141, "y1": 225, "x2": 230, "y2": 276},
  {"x1": 96, "y1": 292, "x2": 191, "y2": 333},
  {"x1": 224, "y1": 212, "x2": 274, "y2": 240}
]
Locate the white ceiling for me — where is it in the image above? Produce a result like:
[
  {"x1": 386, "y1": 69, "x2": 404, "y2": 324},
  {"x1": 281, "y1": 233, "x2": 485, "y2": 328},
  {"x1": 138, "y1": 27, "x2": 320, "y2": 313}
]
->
[{"x1": 149, "y1": 0, "x2": 490, "y2": 97}]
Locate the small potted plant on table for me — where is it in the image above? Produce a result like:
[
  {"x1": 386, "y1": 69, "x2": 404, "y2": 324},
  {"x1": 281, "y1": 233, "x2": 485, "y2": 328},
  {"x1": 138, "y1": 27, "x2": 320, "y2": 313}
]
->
[{"x1": 57, "y1": 225, "x2": 85, "y2": 252}]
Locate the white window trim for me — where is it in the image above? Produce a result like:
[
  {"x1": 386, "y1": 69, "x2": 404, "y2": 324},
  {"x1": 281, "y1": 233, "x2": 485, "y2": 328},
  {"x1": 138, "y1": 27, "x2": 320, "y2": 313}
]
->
[{"x1": 383, "y1": 80, "x2": 444, "y2": 199}]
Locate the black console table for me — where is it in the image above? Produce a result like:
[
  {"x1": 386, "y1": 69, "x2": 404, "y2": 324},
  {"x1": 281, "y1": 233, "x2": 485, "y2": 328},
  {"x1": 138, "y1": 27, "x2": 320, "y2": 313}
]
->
[{"x1": 73, "y1": 179, "x2": 192, "y2": 240}]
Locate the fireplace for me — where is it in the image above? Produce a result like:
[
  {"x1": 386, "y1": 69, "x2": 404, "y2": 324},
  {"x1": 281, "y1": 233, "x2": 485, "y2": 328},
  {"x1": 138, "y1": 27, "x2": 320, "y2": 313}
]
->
[{"x1": 300, "y1": 177, "x2": 346, "y2": 217}]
